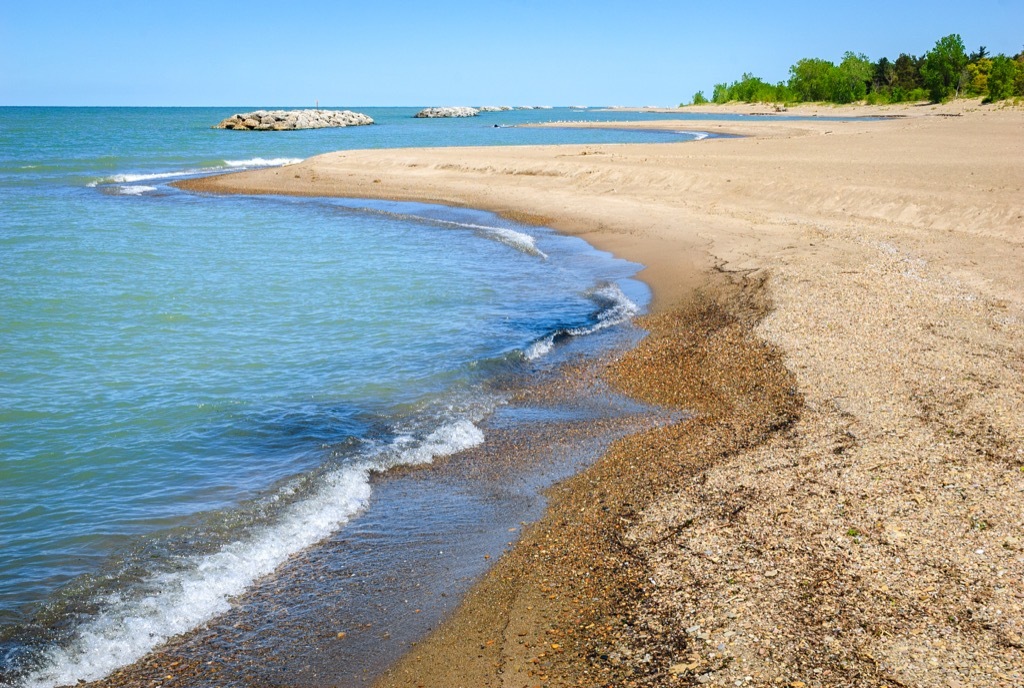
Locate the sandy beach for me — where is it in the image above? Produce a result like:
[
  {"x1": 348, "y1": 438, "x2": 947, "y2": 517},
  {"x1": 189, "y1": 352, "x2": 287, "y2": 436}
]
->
[{"x1": 177, "y1": 101, "x2": 1024, "y2": 687}]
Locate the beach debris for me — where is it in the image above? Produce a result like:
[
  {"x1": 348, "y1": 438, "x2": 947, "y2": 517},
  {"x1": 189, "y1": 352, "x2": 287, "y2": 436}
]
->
[
  {"x1": 669, "y1": 660, "x2": 701, "y2": 674},
  {"x1": 414, "y1": 106, "x2": 479, "y2": 118},
  {"x1": 214, "y1": 109, "x2": 373, "y2": 131}
]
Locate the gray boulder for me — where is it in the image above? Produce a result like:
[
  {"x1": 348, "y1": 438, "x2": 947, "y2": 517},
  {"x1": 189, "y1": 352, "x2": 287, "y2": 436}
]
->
[
  {"x1": 414, "y1": 107, "x2": 479, "y2": 118},
  {"x1": 215, "y1": 109, "x2": 374, "y2": 131}
]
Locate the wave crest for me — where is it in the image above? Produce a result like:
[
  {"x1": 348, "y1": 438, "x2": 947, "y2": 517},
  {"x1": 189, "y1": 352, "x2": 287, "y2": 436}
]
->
[
  {"x1": 223, "y1": 157, "x2": 302, "y2": 168},
  {"x1": 113, "y1": 185, "x2": 158, "y2": 196},
  {"x1": 432, "y1": 219, "x2": 548, "y2": 259},
  {"x1": 12, "y1": 413, "x2": 486, "y2": 688},
  {"x1": 524, "y1": 282, "x2": 639, "y2": 360},
  {"x1": 87, "y1": 158, "x2": 304, "y2": 188}
]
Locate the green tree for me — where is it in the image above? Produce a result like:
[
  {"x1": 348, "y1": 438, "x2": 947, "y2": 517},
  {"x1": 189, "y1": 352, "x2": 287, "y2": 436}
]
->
[
  {"x1": 965, "y1": 58, "x2": 992, "y2": 96},
  {"x1": 985, "y1": 55, "x2": 1018, "y2": 102},
  {"x1": 708, "y1": 74, "x2": 786, "y2": 103},
  {"x1": 789, "y1": 58, "x2": 835, "y2": 101},
  {"x1": 833, "y1": 51, "x2": 873, "y2": 102},
  {"x1": 1015, "y1": 52, "x2": 1024, "y2": 96},
  {"x1": 731, "y1": 73, "x2": 780, "y2": 102},
  {"x1": 692, "y1": 91, "x2": 709, "y2": 105},
  {"x1": 922, "y1": 33, "x2": 968, "y2": 101},
  {"x1": 893, "y1": 53, "x2": 923, "y2": 89},
  {"x1": 874, "y1": 57, "x2": 896, "y2": 90},
  {"x1": 685, "y1": 37, "x2": 1016, "y2": 107}
]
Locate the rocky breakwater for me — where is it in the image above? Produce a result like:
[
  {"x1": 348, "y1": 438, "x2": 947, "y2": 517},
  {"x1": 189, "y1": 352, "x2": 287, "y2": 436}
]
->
[
  {"x1": 214, "y1": 109, "x2": 373, "y2": 131},
  {"x1": 414, "y1": 107, "x2": 479, "y2": 118}
]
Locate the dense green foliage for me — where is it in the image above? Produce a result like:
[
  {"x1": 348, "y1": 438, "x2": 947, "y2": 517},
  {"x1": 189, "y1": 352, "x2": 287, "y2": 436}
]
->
[
  {"x1": 986, "y1": 55, "x2": 1018, "y2": 102},
  {"x1": 921, "y1": 34, "x2": 969, "y2": 102},
  {"x1": 710, "y1": 73, "x2": 792, "y2": 104},
  {"x1": 686, "y1": 34, "x2": 1024, "y2": 106}
]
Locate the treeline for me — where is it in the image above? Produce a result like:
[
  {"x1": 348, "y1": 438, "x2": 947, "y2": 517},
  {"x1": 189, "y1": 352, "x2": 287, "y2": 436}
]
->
[{"x1": 688, "y1": 34, "x2": 1024, "y2": 106}]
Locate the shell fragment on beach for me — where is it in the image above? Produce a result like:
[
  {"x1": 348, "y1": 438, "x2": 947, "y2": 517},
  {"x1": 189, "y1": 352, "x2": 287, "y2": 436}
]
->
[{"x1": 214, "y1": 109, "x2": 374, "y2": 131}]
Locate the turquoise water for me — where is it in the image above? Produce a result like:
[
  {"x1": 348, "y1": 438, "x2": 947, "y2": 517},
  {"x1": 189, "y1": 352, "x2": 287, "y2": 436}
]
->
[{"x1": 0, "y1": 106, "x2": 736, "y2": 685}]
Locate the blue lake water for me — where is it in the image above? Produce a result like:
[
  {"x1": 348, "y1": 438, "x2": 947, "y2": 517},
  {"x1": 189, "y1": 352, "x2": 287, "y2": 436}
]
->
[{"x1": 0, "y1": 105, "x2": 811, "y2": 686}]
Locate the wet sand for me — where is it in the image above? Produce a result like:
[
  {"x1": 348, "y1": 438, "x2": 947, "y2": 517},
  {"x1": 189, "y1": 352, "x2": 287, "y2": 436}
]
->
[{"x1": 176, "y1": 101, "x2": 1024, "y2": 687}]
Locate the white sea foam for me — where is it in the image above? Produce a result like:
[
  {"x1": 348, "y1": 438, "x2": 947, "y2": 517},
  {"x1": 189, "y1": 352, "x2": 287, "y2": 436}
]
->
[
  {"x1": 87, "y1": 158, "x2": 303, "y2": 188},
  {"x1": 110, "y1": 171, "x2": 190, "y2": 183},
  {"x1": 385, "y1": 419, "x2": 485, "y2": 467},
  {"x1": 574, "y1": 282, "x2": 641, "y2": 333},
  {"x1": 14, "y1": 416, "x2": 485, "y2": 688},
  {"x1": 524, "y1": 337, "x2": 555, "y2": 361},
  {"x1": 114, "y1": 185, "x2": 158, "y2": 196},
  {"x1": 88, "y1": 169, "x2": 208, "y2": 186},
  {"x1": 432, "y1": 219, "x2": 548, "y2": 259},
  {"x1": 675, "y1": 130, "x2": 710, "y2": 140},
  {"x1": 524, "y1": 283, "x2": 639, "y2": 361},
  {"x1": 224, "y1": 157, "x2": 303, "y2": 168},
  {"x1": 487, "y1": 227, "x2": 548, "y2": 258}
]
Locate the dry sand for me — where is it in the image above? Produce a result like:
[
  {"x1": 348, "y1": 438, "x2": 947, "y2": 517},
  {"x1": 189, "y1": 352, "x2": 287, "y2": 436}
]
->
[{"x1": 177, "y1": 101, "x2": 1024, "y2": 687}]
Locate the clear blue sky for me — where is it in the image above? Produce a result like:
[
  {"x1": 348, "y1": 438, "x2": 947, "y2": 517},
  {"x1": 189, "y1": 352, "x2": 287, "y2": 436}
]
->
[{"x1": 2, "y1": 0, "x2": 1022, "y2": 106}]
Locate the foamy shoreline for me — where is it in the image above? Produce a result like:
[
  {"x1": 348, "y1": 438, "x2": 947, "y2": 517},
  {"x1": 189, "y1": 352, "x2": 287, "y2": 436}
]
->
[{"x1": 172, "y1": 102, "x2": 1024, "y2": 687}]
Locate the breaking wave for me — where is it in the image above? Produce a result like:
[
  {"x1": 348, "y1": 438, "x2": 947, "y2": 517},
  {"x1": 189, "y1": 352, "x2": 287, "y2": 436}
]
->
[
  {"x1": 9, "y1": 414, "x2": 485, "y2": 688},
  {"x1": 524, "y1": 282, "x2": 640, "y2": 360},
  {"x1": 675, "y1": 130, "x2": 710, "y2": 140},
  {"x1": 223, "y1": 157, "x2": 302, "y2": 168},
  {"x1": 430, "y1": 219, "x2": 548, "y2": 259},
  {"x1": 113, "y1": 185, "x2": 157, "y2": 196},
  {"x1": 87, "y1": 158, "x2": 303, "y2": 188}
]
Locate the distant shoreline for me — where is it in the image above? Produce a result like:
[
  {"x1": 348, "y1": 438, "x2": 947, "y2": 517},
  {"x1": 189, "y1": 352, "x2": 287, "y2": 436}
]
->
[{"x1": 596, "y1": 95, "x2": 1017, "y2": 117}]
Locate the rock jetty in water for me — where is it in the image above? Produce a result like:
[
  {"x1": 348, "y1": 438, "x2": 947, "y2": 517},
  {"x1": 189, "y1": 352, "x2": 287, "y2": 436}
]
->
[
  {"x1": 214, "y1": 110, "x2": 373, "y2": 131},
  {"x1": 477, "y1": 105, "x2": 513, "y2": 112},
  {"x1": 414, "y1": 107, "x2": 479, "y2": 118}
]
